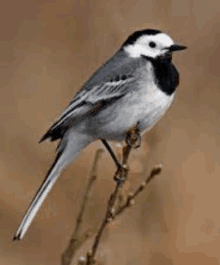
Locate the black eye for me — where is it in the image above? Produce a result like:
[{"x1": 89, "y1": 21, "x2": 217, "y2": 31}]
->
[{"x1": 149, "y1": 41, "x2": 156, "y2": 48}]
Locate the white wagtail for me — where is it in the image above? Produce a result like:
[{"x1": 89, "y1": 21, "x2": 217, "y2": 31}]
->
[{"x1": 13, "y1": 29, "x2": 187, "y2": 240}]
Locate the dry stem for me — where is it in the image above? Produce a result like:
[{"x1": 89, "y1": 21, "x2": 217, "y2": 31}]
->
[
  {"x1": 86, "y1": 126, "x2": 140, "y2": 265},
  {"x1": 62, "y1": 126, "x2": 163, "y2": 265},
  {"x1": 61, "y1": 149, "x2": 104, "y2": 265},
  {"x1": 114, "y1": 165, "x2": 162, "y2": 217}
]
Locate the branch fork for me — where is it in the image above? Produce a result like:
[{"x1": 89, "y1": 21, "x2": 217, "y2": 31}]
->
[{"x1": 61, "y1": 125, "x2": 162, "y2": 265}]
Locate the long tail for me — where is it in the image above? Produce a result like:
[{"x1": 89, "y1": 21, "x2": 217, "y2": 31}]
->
[{"x1": 13, "y1": 131, "x2": 92, "y2": 240}]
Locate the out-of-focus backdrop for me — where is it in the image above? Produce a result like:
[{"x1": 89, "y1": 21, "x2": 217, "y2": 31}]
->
[{"x1": 1, "y1": 0, "x2": 220, "y2": 264}]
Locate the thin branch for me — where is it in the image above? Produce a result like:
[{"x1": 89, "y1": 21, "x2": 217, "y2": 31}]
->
[
  {"x1": 62, "y1": 124, "x2": 162, "y2": 265},
  {"x1": 114, "y1": 165, "x2": 162, "y2": 217},
  {"x1": 77, "y1": 165, "x2": 162, "y2": 265},
  {"x1": 61, "y1": 149, "x2": 104, "y2": 265},
  {"x1": 86, "y1": 126, "x2": 140, "y2": 265}
]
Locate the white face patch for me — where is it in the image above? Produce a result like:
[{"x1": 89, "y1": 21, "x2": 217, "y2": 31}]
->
[{"x1": 124, "y1": 33, "x2": 174, "y2": 58}]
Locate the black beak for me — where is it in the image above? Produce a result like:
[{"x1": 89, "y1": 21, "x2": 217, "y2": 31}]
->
[{"x1": 168, "y1": 44, "x2": 187, "y2": 52}]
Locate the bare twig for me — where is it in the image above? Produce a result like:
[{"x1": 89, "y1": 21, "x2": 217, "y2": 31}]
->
[
  {"x1": 86, "y1": 126, "x2": 140, "y2": 265},
  {"x1": 77, "y1": 165, "x2": 162, "y2": 265},
  {"x1": 61, "y1": 149, "x2": 104, "y2": 265},
  {"x1": 115, "y1": 165, "x2": 162, "y2": 217},
  {"x1": 62, "y1": 125, "x2": 162, "y2": 265}
]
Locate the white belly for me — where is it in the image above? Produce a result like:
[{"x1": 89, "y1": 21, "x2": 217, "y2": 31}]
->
[{"x1": 84, "y1": 83, "x2": 175, "y2": 141}]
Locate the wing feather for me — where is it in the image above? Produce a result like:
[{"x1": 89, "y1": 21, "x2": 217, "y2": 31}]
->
[{"x1": 39, "y1": 52, "x2": 142, "y2": 142}]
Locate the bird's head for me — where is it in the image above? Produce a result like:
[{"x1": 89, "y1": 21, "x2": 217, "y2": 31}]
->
[{"x1": 122, "y1": 29, "x2": 187, "y2": 59}]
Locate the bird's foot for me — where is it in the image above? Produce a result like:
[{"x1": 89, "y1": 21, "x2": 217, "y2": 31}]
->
[
  {"x1": 114, "y1": 163, "x2": 130, "y2": 186},
  {"x1": 125, "y1": 126, "x2": 141, "y2": 148}
]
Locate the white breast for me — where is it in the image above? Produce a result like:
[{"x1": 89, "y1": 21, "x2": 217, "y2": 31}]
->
[
  {"x1": 82, "y1": 63, "x2": 175, "y2": 142},
  {"x1": 136, "y1": 86, "x2": 175, "y2": 133},
  {"x1": 87, "y1": 87, "x2": 174, "y2": 142}
]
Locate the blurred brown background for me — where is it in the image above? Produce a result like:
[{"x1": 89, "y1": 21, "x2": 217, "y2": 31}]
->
[{"x1": 1, "y1": 0, "x2": 220, "y2": 264}]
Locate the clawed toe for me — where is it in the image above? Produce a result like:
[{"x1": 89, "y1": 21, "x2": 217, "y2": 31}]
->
[
  {"x1": 125, "y1": 126, "x2": 141, "y2": 148},
  {"x1": 114, "y1": 163, "x2": 130, "y2": 185}
]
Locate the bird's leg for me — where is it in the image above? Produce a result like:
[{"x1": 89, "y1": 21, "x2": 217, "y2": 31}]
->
[
  {"x1": 114, "y1": 125, "x2": 141, "y2": 184},
  {"x1": 101, "y1": 139, "x2": 123, "y2": 168},
  {"x1": 101, "y1": 140, "x2": 130, "y2": 186},
  {"x1": 101, "y1": 124, "x2": 141, "y2": 185}
]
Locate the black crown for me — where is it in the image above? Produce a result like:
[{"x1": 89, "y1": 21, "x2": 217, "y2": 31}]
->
[{"x1": 122, "y1": 29, "x2": 161, "y2": 46}]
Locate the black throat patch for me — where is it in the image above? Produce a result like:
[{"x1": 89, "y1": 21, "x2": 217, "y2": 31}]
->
[{"x1": 142, "y1": 53, "x2": 179, "y2": 96}]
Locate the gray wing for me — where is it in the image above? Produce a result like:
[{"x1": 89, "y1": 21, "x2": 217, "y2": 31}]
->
[{"x1": 39, "y1": 52, "x2": 142, "y2": 142}]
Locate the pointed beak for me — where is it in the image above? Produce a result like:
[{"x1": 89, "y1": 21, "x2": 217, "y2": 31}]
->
[{"x1": 168, "y1": 44, "x2": 187, "y2": 52}]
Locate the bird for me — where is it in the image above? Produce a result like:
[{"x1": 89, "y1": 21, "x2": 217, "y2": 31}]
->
[{"x1": 13, "y1": 29, "x2": 187, "y2": 240}]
